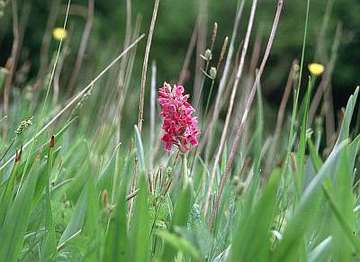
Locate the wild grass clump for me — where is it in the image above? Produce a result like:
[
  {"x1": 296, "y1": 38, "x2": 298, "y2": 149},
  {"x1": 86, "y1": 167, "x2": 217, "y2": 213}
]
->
[{"x1": 0, "y1": 0, "x2": 359, "y2": 261}]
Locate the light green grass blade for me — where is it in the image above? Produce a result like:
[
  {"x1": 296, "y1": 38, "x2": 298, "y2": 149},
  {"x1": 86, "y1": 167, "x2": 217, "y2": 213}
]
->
[
  {"x1": 129, "y1": 174, "x2": 151, "y2": 262},
  {"x1": 40, "y1": 139, "x2": 57, "y2": 261},
  {"x1": 162, "y1": 156, "x2": 193, "y2": 261},
  {"x1": 272, "y1": 140, "x2": 348, "y2": 262},
  {"x1": 0, "y1": 160, "x2": 20, "y2": 226},
  {"x1": 308, "y1": 236, "x2": 332, "y2": 262},
  {"x1": 135, "y1": 125, "x2": 145, "y2": 171},
  {"x1": 0, "y1": 158, "x2": 41, "y2": 261},
  {"x1": 157, "y1": 230, "x2": 201, "y2": 261},
  {"x1": 335, "y1": 87, "x2": 359, "y2": 146},
  {"x1": 58, "y1": 184, "x2": 88, "y2": 249},
  {"x1": 82, "y1": 172, "x2": 101, "y2": 261},
  {"x1": 230, "y1": 169, "x2": 281, "y2": 261},
  {"x1": 296, "y1": 77, "x2": 313, "y2": 192},
  {"x1": 103, "y1": 154, "x2": 131, "y2": 261}
]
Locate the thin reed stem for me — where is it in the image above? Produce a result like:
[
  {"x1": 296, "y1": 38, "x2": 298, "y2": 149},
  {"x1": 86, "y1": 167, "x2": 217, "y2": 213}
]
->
[
  {"x1": 3, "y1": 0, "x2": 20, "y2": 139},
  {"x1": 201, "y1": 0, "x2": 245, "y2": 155},
  {"x1": 225, "y1": 0, "x2": 284, "y2": 185},
  {"x1": 0, "y1": 34, "x2": 145, "y2": 171},
  {"x1": 67, "y1": 0, "x2": 94, "y2": 96},
  {"x1": 204, "y1": 0, "x2": 258, "y2": 217},
  {"x1": 210, "y1": 0, "x2": 284, "y2": 229},
  {"x1": 117, "y1": 16, "x2": 142, "y2": 140},
  {"x1": 137, "y1": 0, "x2": 160, "y2": 133},
  {"x1": 265, "y1": 60, "x2": 297, "y2": 173},
  {"x1": 287, "y1": 0, "x2": 311, "y2": 155},
  {"x1": 34, "y1": 0, "x2": 61, "y2": 91},
  {"x1": 178, "y1": 25, "x2": 198, "y2": 84},
  {"x1": 193, "y1": 0, "x2": 208, "y2": 108},
  {"x1": 309, "y1": 24, "x2": 342, "y2": 125},
  {"x1": 15, "y1": 0, "x2": 72, "y2": 196}
]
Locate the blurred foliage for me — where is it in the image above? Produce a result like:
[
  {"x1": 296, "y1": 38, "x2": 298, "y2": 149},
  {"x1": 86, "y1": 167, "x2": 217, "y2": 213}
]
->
[{"x1": 0, "y1": 0, "x2": 359, "y2": 106}]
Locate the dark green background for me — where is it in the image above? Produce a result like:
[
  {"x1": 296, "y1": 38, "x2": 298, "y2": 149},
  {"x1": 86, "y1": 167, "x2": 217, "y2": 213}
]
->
[{"x1": 0, "y1": 0, "x2": 359, "y2": 108}]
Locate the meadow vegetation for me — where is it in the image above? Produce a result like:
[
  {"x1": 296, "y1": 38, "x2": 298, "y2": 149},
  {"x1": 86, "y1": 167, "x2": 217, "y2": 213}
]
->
[{"x1": 0, "y1": 0, "x2": 359, "y2": 261}]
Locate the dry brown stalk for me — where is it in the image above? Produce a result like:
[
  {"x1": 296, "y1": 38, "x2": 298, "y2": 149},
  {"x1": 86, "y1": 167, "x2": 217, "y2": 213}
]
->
[
  {"x1": 204, "y1": 0, "x2": 259, "y2": 217},
  {"x1": 137, "y1": 0, "x2": 160, "y2": 133},
  {"x1": 67, "y1": 0, "x2": 94, "y2": 96},
  {"x1": 209, "y1": 0, "x2": 284, "y2": 229}
]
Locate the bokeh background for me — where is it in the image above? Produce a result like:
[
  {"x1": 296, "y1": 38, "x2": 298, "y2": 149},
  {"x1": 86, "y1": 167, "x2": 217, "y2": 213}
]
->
[{"x1": 0, "y1": 0, "x2": 359, "y2": 121}]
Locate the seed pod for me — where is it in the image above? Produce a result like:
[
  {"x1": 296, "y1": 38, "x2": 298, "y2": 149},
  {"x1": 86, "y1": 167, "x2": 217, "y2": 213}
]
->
[
  {"x1": 50, "y1": 135, "x2": 55, "y2": 148},
  {"x1": 15, "y1": 146, "x2": 23, "y2": 163},
  {"x1": 292, "y1": 62, "x2": 300, "y2": 81},
  {"x1": 101, "y1": 190, "x2": 109, "y2": 208}
]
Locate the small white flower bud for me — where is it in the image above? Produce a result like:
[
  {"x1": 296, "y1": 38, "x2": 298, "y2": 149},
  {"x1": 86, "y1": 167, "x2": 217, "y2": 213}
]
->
[
  {"x1": 209, "y1": 67, "x2": 217, "y2": 79},
  {"x1": 201, "y1": 49, "x2": 212, "y2": 61}
]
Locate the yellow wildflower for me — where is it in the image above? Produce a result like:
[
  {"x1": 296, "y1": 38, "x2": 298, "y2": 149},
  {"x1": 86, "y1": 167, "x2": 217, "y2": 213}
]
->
[
  {"x1": 308, "y1": 63, "x2": 325, "y2": 76},
  {"x1": 52, "y1": 27, "x2": 67, "y2": 41}
]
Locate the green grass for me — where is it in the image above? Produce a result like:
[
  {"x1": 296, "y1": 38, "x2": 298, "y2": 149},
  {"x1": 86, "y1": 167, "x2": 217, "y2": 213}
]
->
[{"x1": 0, "y1": 0, "x2": 359, "y2": 261}]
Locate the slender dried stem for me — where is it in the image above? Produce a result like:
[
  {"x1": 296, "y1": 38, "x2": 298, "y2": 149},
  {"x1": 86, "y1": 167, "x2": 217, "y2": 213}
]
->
[
  {"x1": 115, "y1": 0, "x2": 133, "y2": 123},
  {"x1": 15, "y1": 0, "x2": 73, "y2": 196},
  {"x1": 309, "y1": 24, "x2": 342, "y2": 125},
  {"x1": 226, "y1": 0, "x2": 284, "y2": 181},
  {"x1": 324, "y1": 83, "x2": 335, "y2": 146},
  {"x1": 314, "y1": 0, "x2": 334, "y2": 61},
  {"x1": 137, "y1": 0, "x2": 160, "y2": 132},
  {"x1": 210, "y1": 0, "x2": 284, "y2": 229},
  {"x1": 0, "y1": 34, "x2": 145, "y2": 171},
  {"x1": 67, "y1": 0, "x2": 94, "y2": 96},
  {"x1": 201, "y1": 0, "x2": 245, "y2": 155},
  {"x1": 117, "y1": 15, "x2": 142, "y2": 140},
  {"x1": 265, "y1": 59, "x2": 297, "y2": 173},
  {"x1": 53, "y1": 42, "x2": 70, "y2": 105},
  {"x1": 34, "y1": 0, "x2": 61, "y2": 91},
  {"x1": 230, "y1": 31, "x2": 262, "y2": 146},
  {"x1": 178, "y1": 25, "x2": 198, "y2": 84},
  {"x1": 204, "y1": 0, "x2": 258, "y2": 216},
  {"x1": 193, "y1": 0, "x2": 208, "y2": 107},
  {"x1": 3, "y1": 0, "x2": 20, "y2": 138}
]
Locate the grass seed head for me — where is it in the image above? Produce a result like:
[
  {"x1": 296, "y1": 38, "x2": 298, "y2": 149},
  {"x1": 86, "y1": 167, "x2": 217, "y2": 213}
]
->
[{"x1": 15, "y1": 117, "x2": 33, "y2": 135}]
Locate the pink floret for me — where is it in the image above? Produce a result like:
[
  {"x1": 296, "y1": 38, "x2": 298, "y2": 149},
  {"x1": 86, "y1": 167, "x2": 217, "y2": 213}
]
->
[{"x1": 158, "y1": 82, "x2": 200, "y2": 153}]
